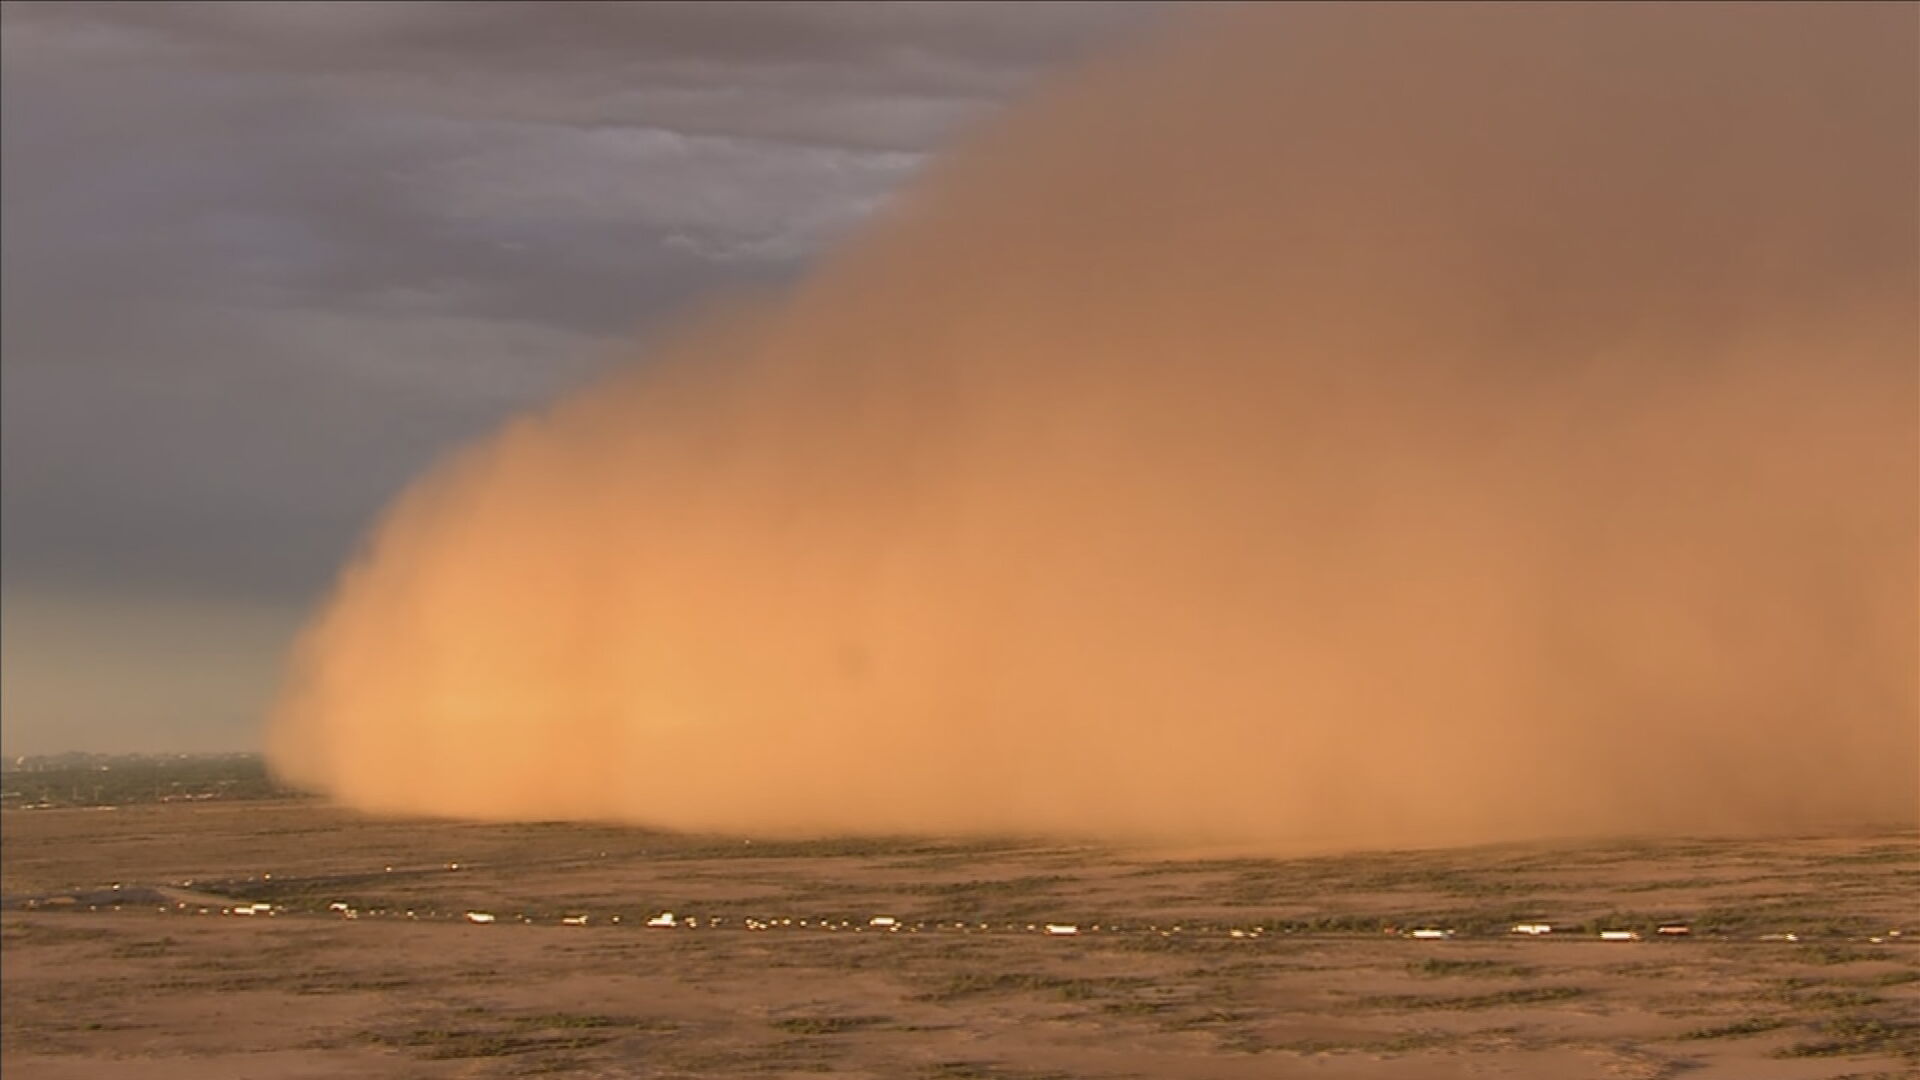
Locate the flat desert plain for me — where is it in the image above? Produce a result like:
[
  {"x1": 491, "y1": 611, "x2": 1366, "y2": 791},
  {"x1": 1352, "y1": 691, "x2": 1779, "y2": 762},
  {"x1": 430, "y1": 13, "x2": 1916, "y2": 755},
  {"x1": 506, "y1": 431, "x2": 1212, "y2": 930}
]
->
[{"x1": 3, "y1": 801, "x2": 1915, "y2": 1079}]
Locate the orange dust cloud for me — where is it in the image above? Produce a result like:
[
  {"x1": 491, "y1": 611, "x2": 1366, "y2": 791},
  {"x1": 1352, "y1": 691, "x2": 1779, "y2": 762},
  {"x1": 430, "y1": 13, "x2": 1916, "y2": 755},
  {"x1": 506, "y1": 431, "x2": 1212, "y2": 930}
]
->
[{"x1": 267, "y1": 3, "x2": 1918, "y2": 850}]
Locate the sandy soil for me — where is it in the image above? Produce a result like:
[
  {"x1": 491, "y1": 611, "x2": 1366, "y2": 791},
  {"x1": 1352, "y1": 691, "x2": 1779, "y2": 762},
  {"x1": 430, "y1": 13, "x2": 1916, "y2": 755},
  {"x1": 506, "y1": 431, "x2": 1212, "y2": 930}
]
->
[{"x1": 3, "y1": 802, "x2": 1915, "y2": 1078}]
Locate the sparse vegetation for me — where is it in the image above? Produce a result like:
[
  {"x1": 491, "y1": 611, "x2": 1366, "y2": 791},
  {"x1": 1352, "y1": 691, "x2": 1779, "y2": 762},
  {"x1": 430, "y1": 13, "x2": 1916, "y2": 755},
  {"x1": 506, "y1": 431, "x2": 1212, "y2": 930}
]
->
[
  {"x1": 361, "y1": 1025, "x2": 616, "y2": 1060},
  {"x1": 1762, "y1": 977, "x2": 1887, "y2": 1011},
  {"x1": 1358, "y1": 985, "x2": 1588, "y2": 1011},
  {"x1": 108, "y1": 936, "x2": 176, "y2": 959},
  {"x1": 1799, "y1": 943, "x2": 1881, "y2": 965},
  {"x1": 772, "y1": 1015, "x2": 889, "y2": 1035},
  {"x1": 513, "y1": 1013, "x2": 658, "y2": 1031},
  {"x1": 922, "y1": 1063, "x2": 1071, "y2": 1080},
  {"x1": 1408, "y1": 957, "x2": 1534, "y2": 978},
  {"x1": 4, "y1": 801, "x2": 1915, "y2": 1079},
  {"x1": 1681, "y1": 1016, "x2": 1788, "y2": 1040},
  {"x1": 1775, "y1": 1015, "x2": 1920, "y2": 1059},
  {"x1": 916, "y1": 972, "x2": 1151, "y2": 1003}
]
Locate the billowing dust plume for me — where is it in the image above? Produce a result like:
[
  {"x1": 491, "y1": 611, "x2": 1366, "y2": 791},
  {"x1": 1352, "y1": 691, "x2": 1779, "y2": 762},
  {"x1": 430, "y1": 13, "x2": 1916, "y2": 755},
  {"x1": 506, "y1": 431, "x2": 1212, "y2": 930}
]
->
[{"x1": 267, "y1": 3, "x2": 1919, "y2": 850}]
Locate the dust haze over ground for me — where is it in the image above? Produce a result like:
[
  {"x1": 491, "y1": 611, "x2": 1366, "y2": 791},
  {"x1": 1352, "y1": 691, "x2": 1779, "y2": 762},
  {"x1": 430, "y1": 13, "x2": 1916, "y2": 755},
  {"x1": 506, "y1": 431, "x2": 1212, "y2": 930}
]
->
[{"x1": 266, "y1": 3, "x2": 1919, "y2": 850}]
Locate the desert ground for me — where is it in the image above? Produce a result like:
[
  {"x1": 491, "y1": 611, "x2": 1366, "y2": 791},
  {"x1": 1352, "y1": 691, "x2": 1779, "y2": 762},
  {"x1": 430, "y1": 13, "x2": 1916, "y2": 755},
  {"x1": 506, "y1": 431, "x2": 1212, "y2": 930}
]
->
[{"x1": 3, "y1": 800, "x2": 1915, "y2": 1079}]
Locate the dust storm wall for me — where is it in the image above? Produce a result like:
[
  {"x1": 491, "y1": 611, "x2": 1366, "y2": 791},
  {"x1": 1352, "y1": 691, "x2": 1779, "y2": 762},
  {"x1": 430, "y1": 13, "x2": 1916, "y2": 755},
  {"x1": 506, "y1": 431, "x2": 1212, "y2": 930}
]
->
[{"x1": 267, "y1": 3, "x2": 1920, "y2": 848}]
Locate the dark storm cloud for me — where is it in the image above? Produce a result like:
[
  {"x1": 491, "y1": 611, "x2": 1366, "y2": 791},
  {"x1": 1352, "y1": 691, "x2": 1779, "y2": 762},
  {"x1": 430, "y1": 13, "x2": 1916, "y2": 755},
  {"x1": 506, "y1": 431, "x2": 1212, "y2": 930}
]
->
[
  {"x1": 0, "y1": 1, "x2": 1161, "y2": 752},
  {"x1": 1, "y1": 0, "x2": 1159, "y2": 605}
]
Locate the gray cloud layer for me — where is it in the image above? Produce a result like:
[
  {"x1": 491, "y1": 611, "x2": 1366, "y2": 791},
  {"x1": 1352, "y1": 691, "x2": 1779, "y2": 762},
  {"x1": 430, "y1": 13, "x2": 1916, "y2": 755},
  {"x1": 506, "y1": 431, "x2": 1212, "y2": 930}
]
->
[{"x1": 0, "y1": 1, "x2": 1160, "y2": 751}]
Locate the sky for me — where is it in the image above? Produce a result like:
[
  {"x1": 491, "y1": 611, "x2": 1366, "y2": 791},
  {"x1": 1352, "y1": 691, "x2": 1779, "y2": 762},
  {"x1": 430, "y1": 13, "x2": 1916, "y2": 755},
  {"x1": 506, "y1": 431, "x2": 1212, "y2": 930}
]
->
[{"x1": 0, "y1": 1, "x2": 1165, "y2": 755}]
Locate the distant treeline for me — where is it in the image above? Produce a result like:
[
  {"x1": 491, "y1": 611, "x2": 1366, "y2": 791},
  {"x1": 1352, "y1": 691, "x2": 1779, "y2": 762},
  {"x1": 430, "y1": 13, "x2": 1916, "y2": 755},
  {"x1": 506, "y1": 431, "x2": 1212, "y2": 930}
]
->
[{"x1": 0, "y1": 753, "x2": 301, "y2": 808}]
